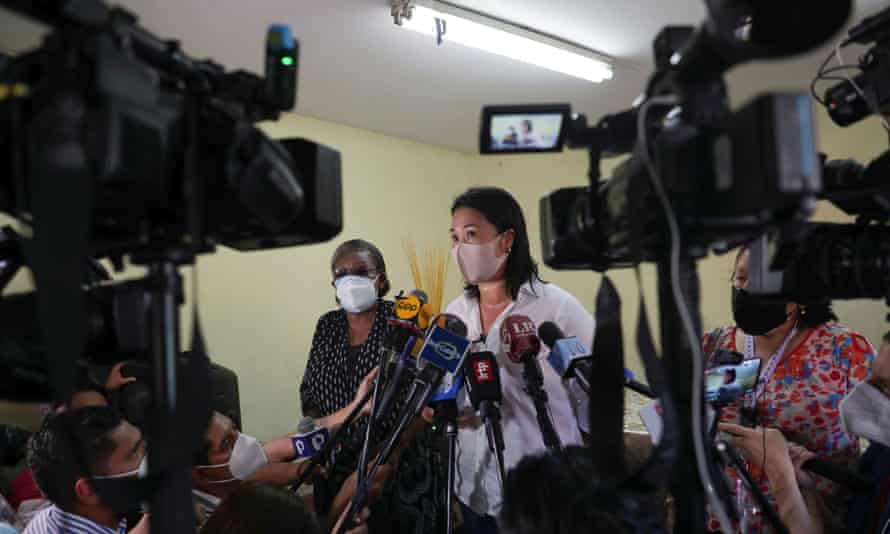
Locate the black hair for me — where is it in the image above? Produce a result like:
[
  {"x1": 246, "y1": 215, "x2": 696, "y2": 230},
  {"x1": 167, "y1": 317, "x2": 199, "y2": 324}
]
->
[
  {"x1": 500, "y1": 446, "x2": 629, "y2": 534},
  {"x1": 521, "y1": 119, "x2": 533, "y2": 132},
  {"x1": 199, "y1": 482, "x2": 320, "y2": 534},
  {"x1": 732, "y1": 246, "x2": 837, "y2": 328},
  {"x1": 27, "y1": 406, "x2": 122, "y2": 512},
  {"x1": 452, "y1": 187, "x2": 543, "y2": 300},
  {"x1": 330, "y1": 239, "x2": 391, "y2": 297}
]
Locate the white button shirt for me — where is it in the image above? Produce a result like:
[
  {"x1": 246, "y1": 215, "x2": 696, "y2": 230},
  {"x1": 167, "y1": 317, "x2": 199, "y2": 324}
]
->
[{"x1": 446, "y1": 280, "x2": 595, "y2": 517}]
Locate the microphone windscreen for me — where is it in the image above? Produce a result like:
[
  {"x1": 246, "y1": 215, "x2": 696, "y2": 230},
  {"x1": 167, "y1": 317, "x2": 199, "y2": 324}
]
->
[
  {"x1": 500, "y1": 315, "x2": 540, "y2": 363},
  {"x1": 410, "y1": 289, "x2": 429, "y2": 304},
  {"x1": 428, "y1": 313, "x2": 468, "y2": 338},
  {"x1": 537, "y1": 321, "x2": 564, "y2": 348}
]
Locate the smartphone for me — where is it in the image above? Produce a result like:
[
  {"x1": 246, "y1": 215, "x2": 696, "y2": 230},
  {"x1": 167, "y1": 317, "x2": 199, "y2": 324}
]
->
[{"x1": 704, "y1": 359, "x2": 762, "y2": 404}]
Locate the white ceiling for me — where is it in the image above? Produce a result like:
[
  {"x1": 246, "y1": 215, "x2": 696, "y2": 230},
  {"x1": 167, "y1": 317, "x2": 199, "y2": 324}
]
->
[{"x1": 0, "y1": 0, "x2": 887, "y2": 152}]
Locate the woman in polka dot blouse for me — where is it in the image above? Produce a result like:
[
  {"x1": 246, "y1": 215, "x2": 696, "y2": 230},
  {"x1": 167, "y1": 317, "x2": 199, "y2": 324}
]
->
[{"x1": 300, "y1": 239, "x2": 444, "y2": 533}]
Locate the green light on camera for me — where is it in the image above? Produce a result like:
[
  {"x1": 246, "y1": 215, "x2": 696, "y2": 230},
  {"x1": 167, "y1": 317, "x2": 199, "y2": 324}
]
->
[{"x1": 280, "y1": 56, "x2": 294, "y2": 67}]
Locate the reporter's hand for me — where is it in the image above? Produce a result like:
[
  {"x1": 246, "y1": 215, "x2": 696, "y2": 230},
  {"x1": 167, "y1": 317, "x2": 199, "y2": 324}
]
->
[
  {"x1": 719, "y1": 423, "x2": 796, "y2": 483},
  {"x1": 354, "y1": 368, "x2": 379, "y2": 416},
  {"x1": 105, "y1": 362, "x2": 136, "y2": 391},
  {"x1": 788, "y1": 443, "x2": 817, "y2": 490},
  {"x1": 331, "y1": 506, "x2": 370, "y2": 534}
]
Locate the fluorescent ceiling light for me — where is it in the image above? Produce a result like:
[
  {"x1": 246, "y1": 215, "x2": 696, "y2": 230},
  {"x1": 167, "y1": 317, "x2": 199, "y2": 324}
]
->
[{"x1": 397, "y1": 3, "x2": 613, "y2": 84}]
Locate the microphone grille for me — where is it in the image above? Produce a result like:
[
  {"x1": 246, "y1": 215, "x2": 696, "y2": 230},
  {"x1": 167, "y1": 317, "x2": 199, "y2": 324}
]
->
[
  {"x1": 296, "y1": 416, "x2": 314, "y2": 434},
  {"x1": 537, "y1": 321, "x2": 563, "y2": 348}
]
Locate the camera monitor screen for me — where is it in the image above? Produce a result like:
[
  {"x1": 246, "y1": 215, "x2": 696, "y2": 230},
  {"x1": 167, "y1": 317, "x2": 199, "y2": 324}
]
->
[
  {"x1": 704, "y1": 359, "x2": 762, "y2": 403},
  {"x1": 480, "y1": 105, "x2": 570, "y2": 154}
]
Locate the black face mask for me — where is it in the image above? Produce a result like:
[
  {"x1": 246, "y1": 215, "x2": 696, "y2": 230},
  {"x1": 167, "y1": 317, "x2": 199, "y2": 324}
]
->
[{"x1": 731, "y1": 287, "x2": 789, "y2": 336}]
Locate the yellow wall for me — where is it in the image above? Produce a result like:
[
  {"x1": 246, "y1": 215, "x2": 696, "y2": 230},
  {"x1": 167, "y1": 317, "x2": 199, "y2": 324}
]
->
[{"x1": 2, "y1": 107, "x2": 888, "y2": 441}]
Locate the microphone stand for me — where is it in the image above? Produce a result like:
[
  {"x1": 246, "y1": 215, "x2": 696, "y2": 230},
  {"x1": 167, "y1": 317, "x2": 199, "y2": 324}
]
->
[
  {"x1": 521, "y1": 351, "x2": 561, "y2": 450},
  {"x1": 337, "y1": 375, "x2": 434, "y2": 534},
  {"x1": 434, "y1": 400, "x2": 459, "y2": 534},
  {"x1": 350, "y1": 347, "x2": 391, "y2": 503},
  {"x1": 480, "y1": 405, "x2": 506, "y2": 491}
]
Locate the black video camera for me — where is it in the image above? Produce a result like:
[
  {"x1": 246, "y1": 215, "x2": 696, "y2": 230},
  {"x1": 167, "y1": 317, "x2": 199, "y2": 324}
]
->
[
  {"x1": 0, "y1": 1, "x2": 342, "y2": 258},
  {"x1": 478, "y1": 0, "x2": 850, "y2": 271},
  {"x1": 822, "y1": 5, "x2": 890, "y2": 127}
]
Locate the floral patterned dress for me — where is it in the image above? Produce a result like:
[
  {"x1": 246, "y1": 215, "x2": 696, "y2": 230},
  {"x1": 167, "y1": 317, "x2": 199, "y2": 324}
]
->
[{"x1": 702, "y1": 322, "x2": 875, "y2": 533}]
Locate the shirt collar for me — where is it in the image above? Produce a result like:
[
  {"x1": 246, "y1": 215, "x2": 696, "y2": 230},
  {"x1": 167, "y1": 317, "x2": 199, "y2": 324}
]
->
[{"x1": 52, "y1": 505, "x2": 127, "y2": 534}]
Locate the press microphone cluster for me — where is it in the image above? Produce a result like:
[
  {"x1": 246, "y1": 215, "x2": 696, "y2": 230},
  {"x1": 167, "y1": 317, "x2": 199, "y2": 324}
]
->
[
  {"x1": 374, "y1": 290, "x2": 429, "y2": 421},
  {"x1": 373, "y1": 313, "x2": 472, "y2": 467},
  {"x1": 501, "y1": 315, "x2": 561, "y2": 450},
  {"x1": 538, "y1": 321, "x2": 654, "y2": 399}
]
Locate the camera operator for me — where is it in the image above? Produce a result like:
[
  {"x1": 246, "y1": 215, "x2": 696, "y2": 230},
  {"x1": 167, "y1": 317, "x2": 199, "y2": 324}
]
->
[
  {"x1": 702, "y1": 246, "x2": 875, "y2": 532},
  {"x1": 23, "y1": 406, "x2": 150, "y2": 534}
]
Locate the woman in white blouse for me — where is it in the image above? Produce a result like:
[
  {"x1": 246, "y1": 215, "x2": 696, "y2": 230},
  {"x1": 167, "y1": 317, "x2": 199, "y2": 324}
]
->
[{"x1": 446, "y1": 186, "x2": 595, "y2": 534}]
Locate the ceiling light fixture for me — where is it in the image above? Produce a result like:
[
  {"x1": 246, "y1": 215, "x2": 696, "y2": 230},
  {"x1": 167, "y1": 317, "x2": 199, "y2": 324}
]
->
[{"x1": 393, "y1": 1, "x2": 613, "y2": 84}]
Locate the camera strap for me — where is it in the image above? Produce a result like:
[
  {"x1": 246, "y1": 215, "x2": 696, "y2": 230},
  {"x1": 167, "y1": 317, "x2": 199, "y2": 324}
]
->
[
  {"x1": 21, "y1": 84, "x2": 93, "y2": 404},
  {"x1": 589, "y1": 275, "x2": 626, "y2": 483}
]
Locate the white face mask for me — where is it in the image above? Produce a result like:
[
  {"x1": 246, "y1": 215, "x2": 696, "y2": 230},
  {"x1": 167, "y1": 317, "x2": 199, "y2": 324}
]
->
[
  {"x1": 841, "y1": 382, "x2": 890, "y2": 447},
  {"x1": 196, "y1": 433, "x2": 268, "y2": 484},
  {"x1": 452, "y1": 237, "x2": 508, "y2": 285},
  {"x1": 335, "y1": 275, "x2": 379, "y2": 313},
  {"x1": 94, "y1": 454, "x2": 148, "y2": 480}
]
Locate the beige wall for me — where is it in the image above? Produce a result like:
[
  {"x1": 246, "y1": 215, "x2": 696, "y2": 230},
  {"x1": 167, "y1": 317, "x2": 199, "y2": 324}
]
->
[{"x1": 2, "y1": 106, "x2": 887, "y2": 441}]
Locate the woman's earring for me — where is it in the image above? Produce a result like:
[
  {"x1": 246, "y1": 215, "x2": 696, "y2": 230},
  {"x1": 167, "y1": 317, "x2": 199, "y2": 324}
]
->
[{"x1": 799, "y1": 305, "x2": 807, "y2": 317}]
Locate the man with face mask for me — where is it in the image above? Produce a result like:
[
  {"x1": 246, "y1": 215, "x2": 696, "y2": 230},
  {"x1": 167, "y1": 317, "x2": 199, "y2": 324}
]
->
[
  {"x1": 192, "y1": 396, "x2": 377, "y2": 499},
  {"x1": 721, "y1": 330, "x2": 890, "y2": 534},
  {"x1": 23, "y1": 406, "x2": 150, "y2": 534}
]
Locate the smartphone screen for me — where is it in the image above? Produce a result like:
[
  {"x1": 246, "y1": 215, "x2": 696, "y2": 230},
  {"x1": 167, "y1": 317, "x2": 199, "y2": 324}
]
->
[{"x1": 704, "y1": 359, "x2": 762, "y2": 403}]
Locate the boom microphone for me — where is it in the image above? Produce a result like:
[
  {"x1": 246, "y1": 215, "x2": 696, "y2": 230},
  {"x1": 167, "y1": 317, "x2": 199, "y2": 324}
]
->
[
  {"x1": 501, "y1": 315, "x2": 561, "y2": 450},
  {"x1": 671, "y1": 0, "x2": 852, "y2": 83}
]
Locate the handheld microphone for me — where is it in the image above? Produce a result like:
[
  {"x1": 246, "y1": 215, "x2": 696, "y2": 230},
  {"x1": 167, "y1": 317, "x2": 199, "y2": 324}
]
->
[
  {"x1": 539, "y1": 321, "x2": 591, "y2": 392},
  {"x1": 539, "y1": 321, "x2": 655, "y2": 399},
  {"x1": 464, "y1": 351, "x2": 506, "y2": 486},
  {"x1": 501, "y1": 315, "x2": 561, "y2": 450},
  {"x1": 291, "y1": 417, "x2": 330, "y2": 459}
]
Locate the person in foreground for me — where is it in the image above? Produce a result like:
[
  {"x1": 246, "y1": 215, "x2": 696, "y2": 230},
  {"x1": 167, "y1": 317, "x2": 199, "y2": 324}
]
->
[
  {"x1": 23, "y1": 406, "x2": 149, "y2": 534},
  {"x1": 199, "y1": 482, "x2": 369, "y2": 534},
  {"x1": 446, "y1": 187, "x2": 594, "y2": 533},
  {"x1": 499, "y1": 446, "x2": 627, "y2": 534},
  {"x1": 722, "y1": 329, "x2": 890, "y2": 534}
]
